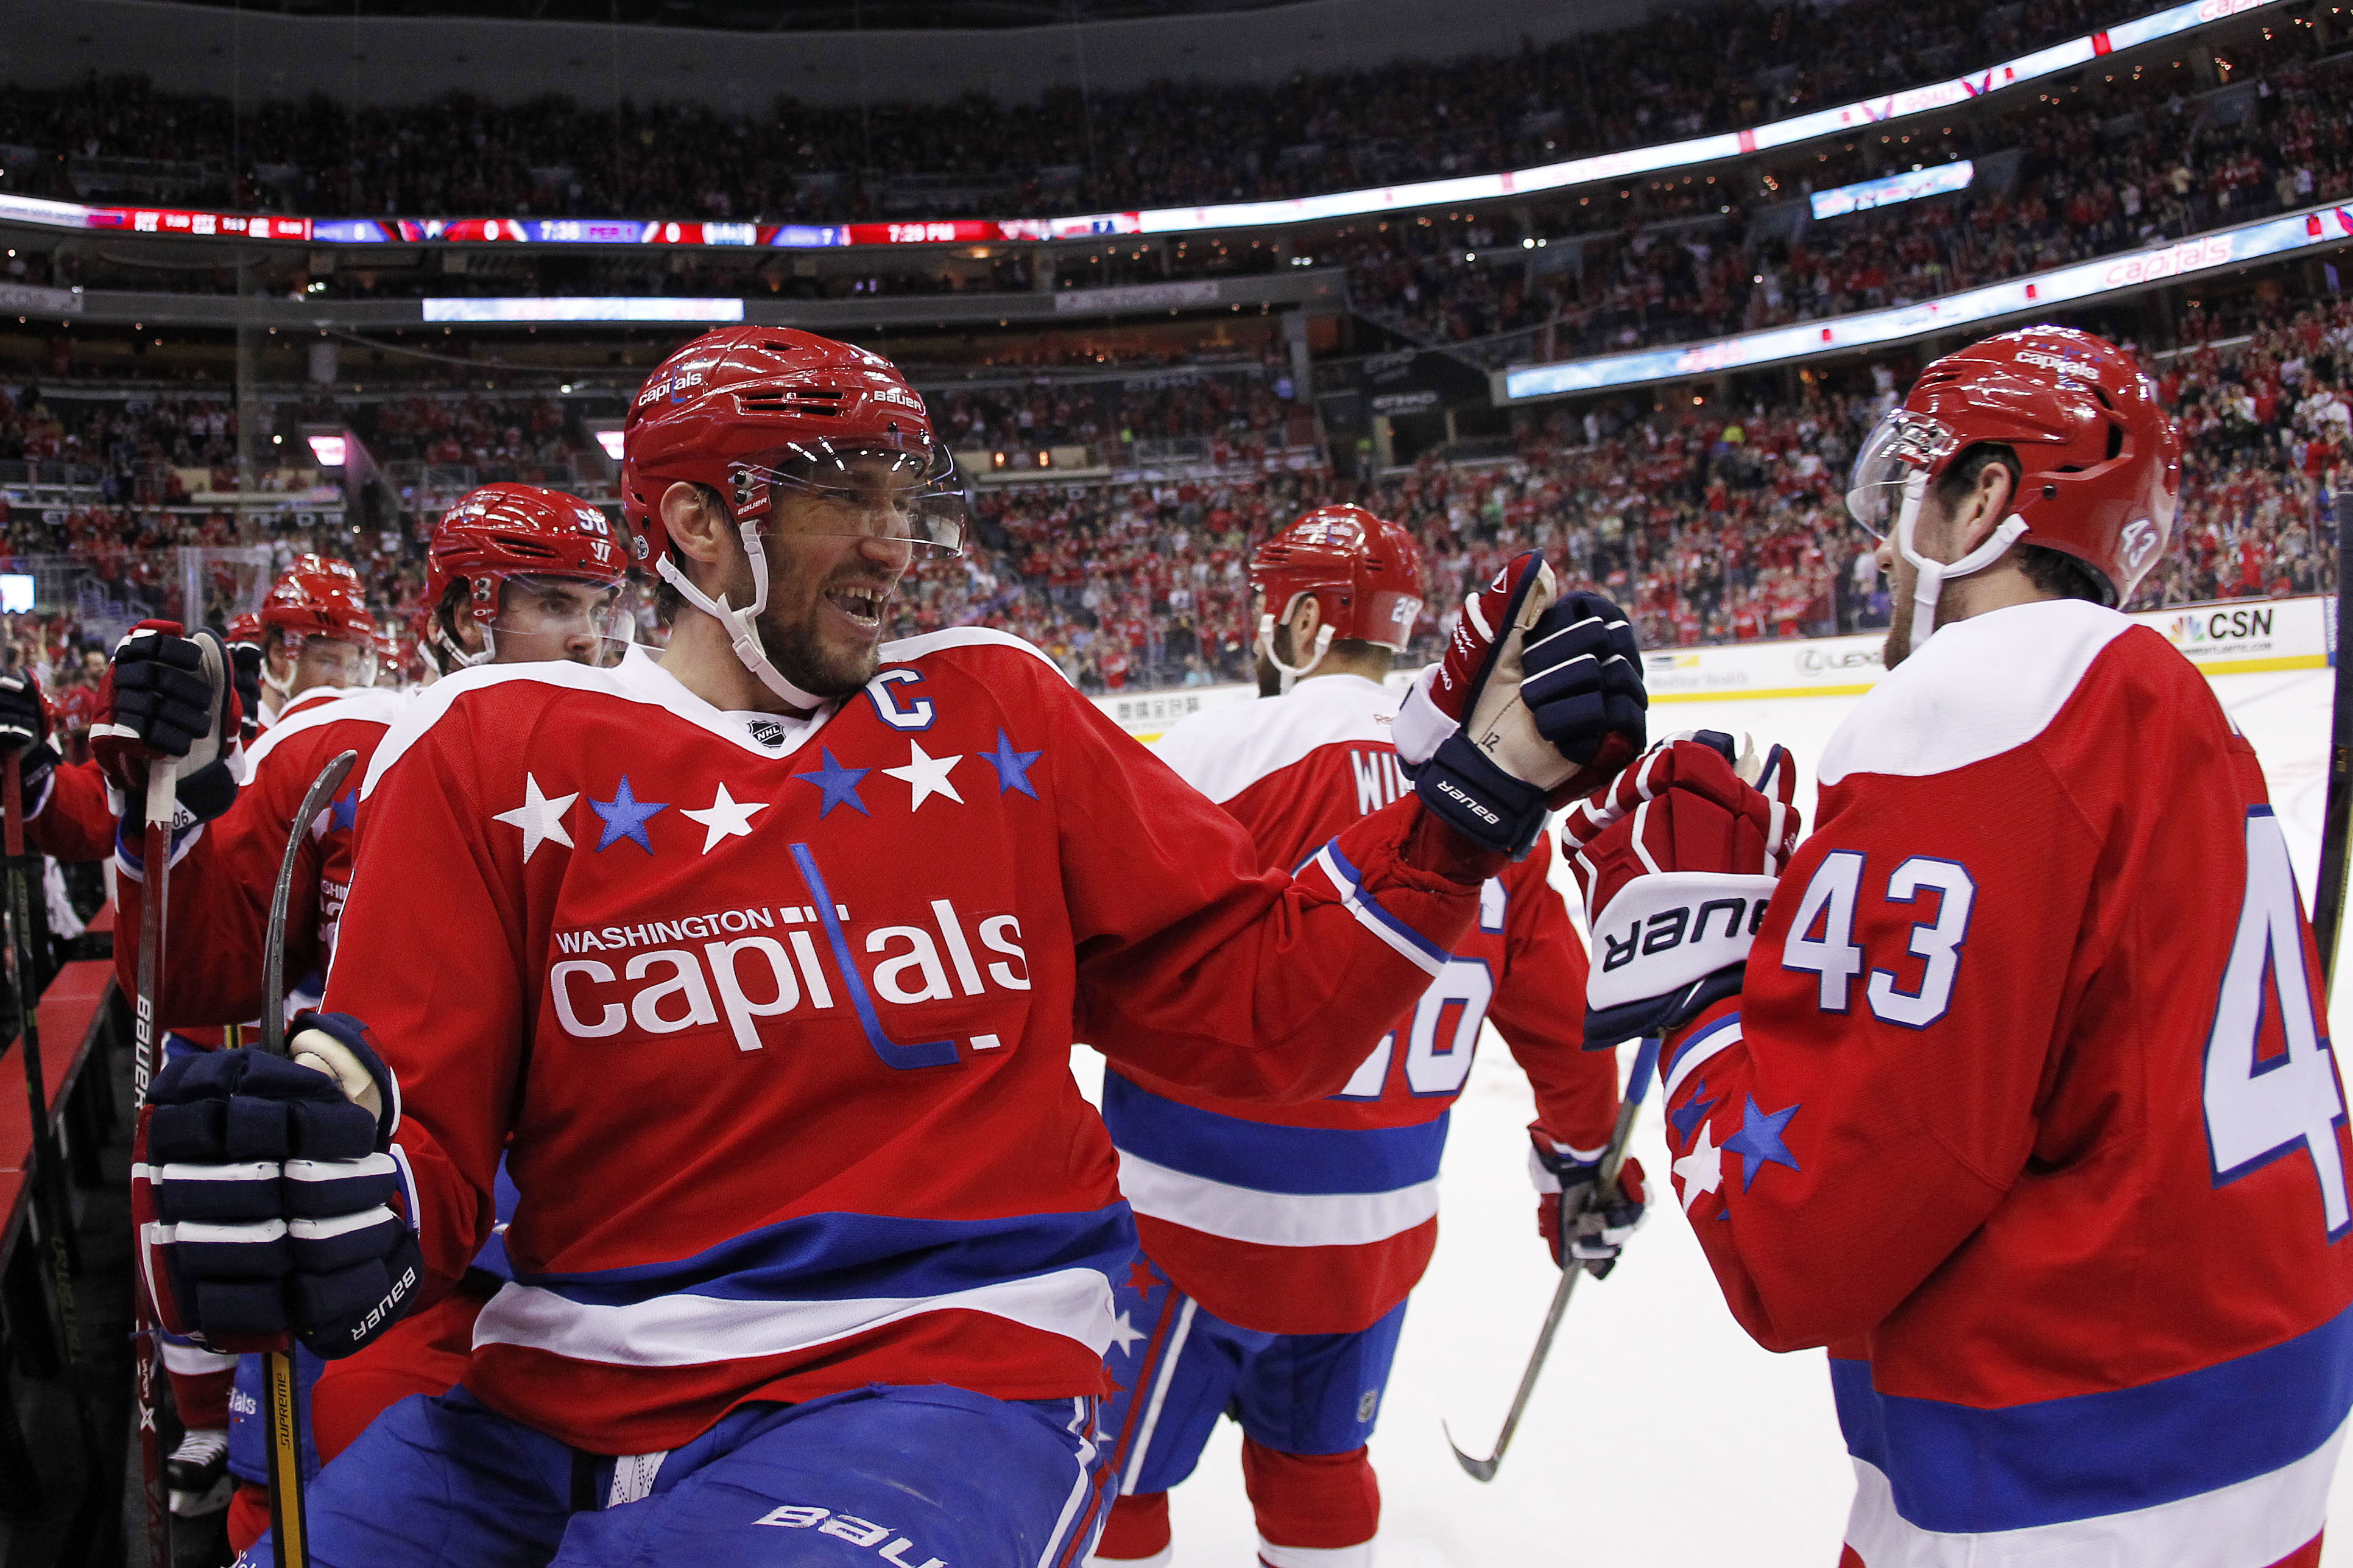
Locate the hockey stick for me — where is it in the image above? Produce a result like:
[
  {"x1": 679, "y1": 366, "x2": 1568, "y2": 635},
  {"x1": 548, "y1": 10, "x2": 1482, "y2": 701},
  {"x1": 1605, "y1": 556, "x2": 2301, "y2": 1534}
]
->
[
  {"x1": 4, "y1": 751, "x2": 115, "y2": 1561},
  {"x1": 249, "y1": 747, "x2": 358, "y2": 1568},
  {"x1": 2313, "y1": 488, "x2": 2352, "y2": 997},
  {"x1": 245, "y1": 747, "x2": 355, "y2": 1568},
  {"x1": 1445, "y1": 1033, "x2": 1661, "y2": 1483},
  {"x1": 130, "y1": 756, "x2": 177, "y2": 1567}
]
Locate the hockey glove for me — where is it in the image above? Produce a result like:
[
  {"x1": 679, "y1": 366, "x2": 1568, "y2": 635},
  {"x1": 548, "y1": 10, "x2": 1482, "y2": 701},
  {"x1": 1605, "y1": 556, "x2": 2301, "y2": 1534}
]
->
[
  {"x1": 1559, "y1": 732, "x2": 1801, "y2": 1047},
  {"x1": 94, "y1": 621, "x2": 240, "y2": 825},
  {"x1": 1519, "y1": 590, "x2": 1647, "y2": 781},
  {"x1": 133, "y1": 1013, "x2": 419, "y2": 1360},
  {"x1": 227, "y1": 638, "x2": 265, "y2": 749},
  {"x1": 1394, "y1": 557, "x2": 1645, "y2": 860},
  {"x1": 1529, "y1": 1128, "x2": 1648, "y2": 1279},
  {"x1": 0, "y1": 668, "x2": 60, "y2": 812}
]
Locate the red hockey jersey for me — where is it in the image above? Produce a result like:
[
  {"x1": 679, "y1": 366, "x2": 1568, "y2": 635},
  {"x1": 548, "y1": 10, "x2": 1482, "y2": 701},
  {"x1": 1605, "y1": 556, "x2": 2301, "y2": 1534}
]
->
[
  {"x1": 115, "y1": 684, "x2": 399, "y2": 1027},
  {"x1": 1122, "y1": 673, "x2": 1618, "y2": 1335},
  {"x1": 1648, "y1": 600, "x2": 2353, "y2": 1567},
  {"x1": 328, "y1": 634, "x2": 1484, "y2": 1454}
]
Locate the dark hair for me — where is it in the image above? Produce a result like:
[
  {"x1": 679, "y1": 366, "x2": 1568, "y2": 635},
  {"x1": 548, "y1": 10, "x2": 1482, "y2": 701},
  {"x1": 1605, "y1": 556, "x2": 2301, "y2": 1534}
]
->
[
  {"x1": 1934, "y1": 443, "x2": 2112, "y2": 606},
  {"x1": 649, "y1": 482, "x2": 729, "y2": 626}
]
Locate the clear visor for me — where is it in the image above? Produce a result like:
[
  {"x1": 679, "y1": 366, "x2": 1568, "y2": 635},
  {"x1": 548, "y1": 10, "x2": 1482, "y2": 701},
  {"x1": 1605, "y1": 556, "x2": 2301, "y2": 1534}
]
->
[
  {"x1": 741, "y1": 443, "x2": 968, "y2": 559},
  {"x1": 279, "y1": 631, "x2": 376, "y2": 692},
  {"x1": 1845, "y1": 410, "x2": 1960, "y2": 538},
  {"x1": 486, "y1": 574, "x2": 637, "y2": 670}
]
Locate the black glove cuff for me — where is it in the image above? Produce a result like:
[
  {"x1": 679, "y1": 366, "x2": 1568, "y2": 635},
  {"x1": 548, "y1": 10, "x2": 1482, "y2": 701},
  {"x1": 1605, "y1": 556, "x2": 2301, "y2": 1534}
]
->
[
  {"x1": 1581, "y1": 965, "x2": 1744, "y2": 1050},
  {"x1": 14, "y1": 739, "x2": 58, "y2": 802},
  {"x1": 177, "y1": 758, "x2": 239, "y2": 825},
  {"x1": 1413, "y1": 730, "x2": 1550, "y2": 860}
]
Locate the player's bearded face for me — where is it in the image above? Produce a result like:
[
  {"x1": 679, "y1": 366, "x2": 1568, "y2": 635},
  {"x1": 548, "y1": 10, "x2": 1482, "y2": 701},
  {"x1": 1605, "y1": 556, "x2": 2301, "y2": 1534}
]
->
[
  {"x1": 752, "y1": 468, "x2": 919, "y2": 698},
  {"x1": 1876, "y1": 531, "x2": 1915, "y2": 669}
]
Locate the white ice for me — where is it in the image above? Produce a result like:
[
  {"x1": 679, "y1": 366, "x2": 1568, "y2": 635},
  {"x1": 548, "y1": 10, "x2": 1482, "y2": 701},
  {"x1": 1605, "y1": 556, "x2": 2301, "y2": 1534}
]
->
[{"x1": 1074, "y1": 664, "x2": 2346, "y2": 1567}]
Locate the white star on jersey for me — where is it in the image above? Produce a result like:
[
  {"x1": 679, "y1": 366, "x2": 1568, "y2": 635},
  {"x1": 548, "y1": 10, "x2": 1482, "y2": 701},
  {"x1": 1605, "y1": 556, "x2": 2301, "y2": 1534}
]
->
[
  {"x1": 1673, "y1": 1119, "x2": 1724, "y2": 1212},
  {"x1": 1105, "y1": 1309, "x2": 1146, "y2": 1355},
  {"x1": 884, "y1": 740, "x2": 965, "y2": 810},
  {"x1": 493, "y1": 774, "x2": 578, "y2": 863},
  {"x1": 680, "y1": 784, "x2": 767, "y2": 854}
]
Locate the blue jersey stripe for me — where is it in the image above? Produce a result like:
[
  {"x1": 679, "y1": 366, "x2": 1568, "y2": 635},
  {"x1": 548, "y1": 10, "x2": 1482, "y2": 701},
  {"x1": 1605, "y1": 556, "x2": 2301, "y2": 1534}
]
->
[
  {"x1": 1322, "y1": 842, "x2": 1453, "y2": 969},
  {"x1": 1102, "y1": 1071, "x2": 1448, "y2": 1196},
  {"x1": 515, "y1": 1205, "x2": 1136, "y2": 1309},
  {"x1": 1832, "y1": 1299, "x2": 2353, "y2": 1533}
]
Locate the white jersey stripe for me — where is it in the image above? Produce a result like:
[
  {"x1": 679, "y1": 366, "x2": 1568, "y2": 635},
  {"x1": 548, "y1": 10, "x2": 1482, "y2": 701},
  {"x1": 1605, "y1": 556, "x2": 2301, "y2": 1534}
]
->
[{"x1": 1116, "y1": 1148, "x2": 1441, "y2": 1248}]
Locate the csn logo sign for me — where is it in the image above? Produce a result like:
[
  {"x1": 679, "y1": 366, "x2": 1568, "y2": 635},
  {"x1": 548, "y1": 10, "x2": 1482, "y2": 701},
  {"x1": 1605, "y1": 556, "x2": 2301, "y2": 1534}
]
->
[{"x1": 2165, "y1": 605, "x2": 2276, "y2": 649}]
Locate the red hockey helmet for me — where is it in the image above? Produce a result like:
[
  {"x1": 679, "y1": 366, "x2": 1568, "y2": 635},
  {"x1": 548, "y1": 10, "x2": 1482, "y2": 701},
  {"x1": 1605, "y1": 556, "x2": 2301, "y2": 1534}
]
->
[
  {"x1": 225, "y1": 611, "x2": 263, "y2": 647},
  {"x1": 1249, "y1": 505, "x2": 1425, "y2": 678},
  {"x1": 620, "y1": 325, "x2": 963, "y2": 565},
  {"x1": 259, "y1": 566, "x2": 375, "y2": 645},
  {"x1": 425, "y1": 484, "x2": 632, "y2": 673},
  {"x1": 1847, "y1": 325, "x2": 2181, "y2": 608}
]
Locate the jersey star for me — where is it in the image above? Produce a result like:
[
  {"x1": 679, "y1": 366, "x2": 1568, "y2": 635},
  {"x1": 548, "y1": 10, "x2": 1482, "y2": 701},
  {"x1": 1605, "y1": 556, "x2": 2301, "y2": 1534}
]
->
[
  {"x1": 1673, "y1": 1118, "x2": 1724, "y2": 1212},
  {"x1": 328, "y1": 789, "x2": 359, "y2": 834},
  {"x1": 1723, "y1": 1095, "x2": 1803, "y2": 1191},
  {"x1": 883, "y1": 740, "x2": 965, "y2": 810},
  {"x1": 1125, "y1": 1258, "x2": 1160, "y2": 1296},
  {"x1": 680, "y1": 783, "x2": 767, "y2": 854},
  {"x1": 1105, "y1": 1309, "x2": 1146, "y2": 1356},
  {"x1": 790, "y1": 748, "x2": 870, "y2": 818},
  {"x1": 1669, "y1": 1079, "x2": 1720, "y2": 1141},
  {"x1": 981, "y1": 728, "x2": 1043, "y2": 798},
  {"x1": 492, "y1": 773, "x2": 578, "y2": 863},
  {"x1": 590, "y1": 775, "x2": 669, "y2": 855}
]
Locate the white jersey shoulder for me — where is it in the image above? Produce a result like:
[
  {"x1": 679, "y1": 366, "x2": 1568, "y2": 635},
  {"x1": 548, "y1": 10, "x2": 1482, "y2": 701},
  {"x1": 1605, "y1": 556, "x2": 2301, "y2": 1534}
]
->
[
  {"x1": 1154, "y1": 674, "x2": 1399, "y2": 804},
  {"x1": 878, "y1": 626, "x2": 1070, "y2": 681},
  {"x1": 1817, "y1": 599, "x2": 2133, "y2": 786},
  {"x1": 244, "y1": 685, "x2": 411, "y2": 773}
]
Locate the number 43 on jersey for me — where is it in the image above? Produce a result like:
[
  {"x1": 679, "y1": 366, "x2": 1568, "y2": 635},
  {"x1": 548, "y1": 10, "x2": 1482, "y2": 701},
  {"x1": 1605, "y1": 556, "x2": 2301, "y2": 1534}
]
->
[{"x1": 1776, "y1": 807, "x2": 2348, "y2": 1240}]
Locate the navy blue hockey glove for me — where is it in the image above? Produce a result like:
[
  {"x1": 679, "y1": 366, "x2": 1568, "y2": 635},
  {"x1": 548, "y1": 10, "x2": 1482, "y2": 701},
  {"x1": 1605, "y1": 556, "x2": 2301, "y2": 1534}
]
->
[
  {"x1": 133, "y1": 1014, "x2": 419, "y2": 1359},
  {"x1": 0, "y1": 668, "x2": 60, "y2": 810},
  {"x1": 1561, "y1": 732, "x2": 1802, "y2": 1046},
  {"x1": 227, "y1": 638, "x2": 265, "y2": 749},
  {"x1": 94, "y1": 621, "x2": 241, "y2": 825},
  {"x1": 1520, "y1": 591, "x2": 1646, "y2": 776},
  {"x1": 1394, "y1": 557, "x2": 1648, "y2": 860},
  {"x1": 1530, "y1": 1126, "x2": 1649, "y2": 1279}
]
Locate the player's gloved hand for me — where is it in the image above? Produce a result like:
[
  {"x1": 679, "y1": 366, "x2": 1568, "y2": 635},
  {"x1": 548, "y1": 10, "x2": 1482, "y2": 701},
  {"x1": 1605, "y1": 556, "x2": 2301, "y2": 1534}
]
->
[
  {"x1": 0, "y1": 667, "x2": 60, "y2": 809},
  {"x1": 1395, "y1": 555, "x2": 1642, "y2": 860},
  {"x1": 1529, "y1": 1126, "x2": 1648, "y2": 1279},
  {"x1": 93, "y1": 621, "x2": 240, "y2": 824},
  {"x1": 1518, "y1": 589, "x2": 1647, "y2": 787},
  {"x1": 1560, "y1": 731, "x2": 1801, "y2": 1046},
  {"x1": 133, "y1": 1011, "x2": 420, "y2": 1360},
  {"x1": 226, "y1": 639, "x2": 265, "y2": 748}
]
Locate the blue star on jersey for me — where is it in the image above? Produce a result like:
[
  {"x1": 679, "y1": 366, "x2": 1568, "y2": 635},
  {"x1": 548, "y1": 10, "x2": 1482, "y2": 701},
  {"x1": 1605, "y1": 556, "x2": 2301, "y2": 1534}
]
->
[
  {"x1": 328, "y1": 789, "x2": 359, "y2": 834},
  {"x1": 982, "y1": 729, "x2": 1043, "y2": 798},
  {"x1": 590, "y1": 776, "x2": 669, "y2": 855},
  {"x1": 1722, "y1": 1094, "x2": 1803, "y2": 1191},
  {"x1": 791, "y1": 748, "x2": 870, "y2": 819},
  {"x1": 1670, "y1": 1080, "x2": 1720, "y2": 1141}
]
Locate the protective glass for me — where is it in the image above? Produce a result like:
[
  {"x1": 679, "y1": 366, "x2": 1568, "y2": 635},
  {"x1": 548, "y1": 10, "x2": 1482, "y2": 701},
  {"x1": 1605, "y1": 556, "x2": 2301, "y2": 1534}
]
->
[
  {"x1": 1845, "y1": 410, "x2": 1959, "y2": 538},
  {"x1": 488, "y1": 573, "x2": 637, "y2": 669},
  {"x1": 739, "y1": 443, "x2": 968, "y2": 558}
]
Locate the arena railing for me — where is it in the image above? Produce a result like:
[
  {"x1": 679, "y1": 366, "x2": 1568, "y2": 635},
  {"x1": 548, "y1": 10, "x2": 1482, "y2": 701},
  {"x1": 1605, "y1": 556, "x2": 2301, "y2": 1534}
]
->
[{"x1": 0, "y1": 0, "x2": 2289, "y2": 258}]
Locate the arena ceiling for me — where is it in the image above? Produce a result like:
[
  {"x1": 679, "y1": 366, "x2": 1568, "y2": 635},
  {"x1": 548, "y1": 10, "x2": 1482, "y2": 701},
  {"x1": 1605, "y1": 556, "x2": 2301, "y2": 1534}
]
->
[{"x1": 144, "y1": 0, "x2": 1311, "y2": 30}]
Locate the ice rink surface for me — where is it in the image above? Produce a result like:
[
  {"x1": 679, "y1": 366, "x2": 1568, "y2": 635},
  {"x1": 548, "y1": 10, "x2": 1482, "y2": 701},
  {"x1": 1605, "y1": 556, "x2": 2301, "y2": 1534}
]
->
[{"x1": 1074, "y1": 663, "x2": 2346, "y2": 1567}]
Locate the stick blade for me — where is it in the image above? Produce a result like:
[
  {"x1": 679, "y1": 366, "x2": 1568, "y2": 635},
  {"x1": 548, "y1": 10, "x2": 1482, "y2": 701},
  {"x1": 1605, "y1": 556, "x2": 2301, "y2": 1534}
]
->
[{"x1": 1442, "y1": 1422, "x2": 1501, "y2": 1483}]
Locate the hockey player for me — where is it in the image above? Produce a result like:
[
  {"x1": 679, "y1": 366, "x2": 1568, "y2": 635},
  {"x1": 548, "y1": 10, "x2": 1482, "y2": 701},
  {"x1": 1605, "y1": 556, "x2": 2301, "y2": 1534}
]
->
[
  {"x1": 102, "y1": 484, "x2": 628, "y2": 1548},
  {"x1": 1562, "y1": 326, "x2": 2353, "y2": 1567},
  {"x1": 1088, "y1": 508, "x2": 1649, "y2": 1568},
  {"x1": 130, "y1": 324, "x2": 1642, "y2": 1568}
]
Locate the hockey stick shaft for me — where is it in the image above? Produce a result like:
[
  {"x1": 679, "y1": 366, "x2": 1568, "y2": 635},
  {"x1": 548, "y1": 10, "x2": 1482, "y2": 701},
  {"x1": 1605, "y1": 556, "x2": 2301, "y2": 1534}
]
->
[
  {"x1": 132, "y1": 762, "x2": 175, "y2": 1567},
  {"x1": 2314, "y1": 490, "x2": 2352, "y2": 998},
  {"x1": 1445, "y1": 1034, "x2": 1661, "y2": 1482},
  {"x1": 249, "y1": 748, "x2": 358, "y2": 1568},
  {"x1": 4, "y1": 752, "x2": 112, "y2": 1553}
]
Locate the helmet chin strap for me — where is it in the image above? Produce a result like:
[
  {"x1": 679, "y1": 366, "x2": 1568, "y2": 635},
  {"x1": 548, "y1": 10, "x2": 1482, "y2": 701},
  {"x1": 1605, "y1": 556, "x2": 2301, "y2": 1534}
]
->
[
  {"x1": 659, "y1": 520, "x2": 830, "y2": 712},
  {"x1": 1256, "y1": 597, "x2": 1335, "y2": 694},
  {"x1": 1894, "y1": 470, "x2": 2031, "y2": 645}
]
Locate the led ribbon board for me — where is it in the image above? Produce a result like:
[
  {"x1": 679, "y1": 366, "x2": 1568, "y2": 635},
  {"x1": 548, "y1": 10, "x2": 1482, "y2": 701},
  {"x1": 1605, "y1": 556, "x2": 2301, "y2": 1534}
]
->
[
  {"x1": 1809, "y1": 161, "x2": 1976, "y2": 221},
  {"x1": 0, "y1": 0, "x2": 2286, "y2": 251},
  {"x1": 1500, "y1": 202, "x2": 2353, "y2": 400}
]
